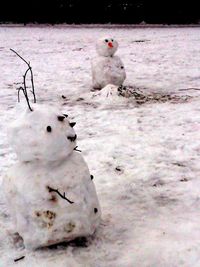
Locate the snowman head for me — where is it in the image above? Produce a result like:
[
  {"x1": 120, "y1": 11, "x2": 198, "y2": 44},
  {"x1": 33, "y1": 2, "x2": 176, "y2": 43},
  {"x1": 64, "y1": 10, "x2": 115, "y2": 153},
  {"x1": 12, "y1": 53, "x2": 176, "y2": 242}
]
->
[
  {"x1": 9, "y1": 104, "x2": 77, "y2": 162},
  {"x1": 96, "y1": 37, "x2": 118, "y2": 57}
]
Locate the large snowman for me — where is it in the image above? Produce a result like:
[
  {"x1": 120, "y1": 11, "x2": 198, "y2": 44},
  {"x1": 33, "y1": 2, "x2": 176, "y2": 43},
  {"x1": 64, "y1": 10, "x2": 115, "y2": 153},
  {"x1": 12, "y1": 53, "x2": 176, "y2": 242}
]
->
[
  {"x1": 91, "y1": 37, "x2": 126, "y2": 89},
  {"x1": 3, "y1": 103, "x2": 101, "y2": 250}
]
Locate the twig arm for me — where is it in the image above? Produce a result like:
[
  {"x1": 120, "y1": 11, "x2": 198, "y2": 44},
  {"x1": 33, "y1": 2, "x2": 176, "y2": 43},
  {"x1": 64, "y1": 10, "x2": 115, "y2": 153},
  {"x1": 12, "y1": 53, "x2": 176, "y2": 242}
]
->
[{"x1": 47, "y1": 186, "x2": 74, "y2": 204}]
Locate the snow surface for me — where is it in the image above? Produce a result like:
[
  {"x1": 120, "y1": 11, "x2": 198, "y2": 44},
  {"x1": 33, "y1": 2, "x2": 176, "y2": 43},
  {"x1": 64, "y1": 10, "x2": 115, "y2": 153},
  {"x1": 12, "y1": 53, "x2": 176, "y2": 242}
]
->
[{"x1": 1, "y1": 25, "x2": 200, "y2": 266}]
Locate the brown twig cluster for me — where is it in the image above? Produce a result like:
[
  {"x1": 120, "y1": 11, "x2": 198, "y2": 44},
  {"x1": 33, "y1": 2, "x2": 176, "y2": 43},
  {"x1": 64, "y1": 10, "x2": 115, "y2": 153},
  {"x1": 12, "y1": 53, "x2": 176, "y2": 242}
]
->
[
  {"x1": 10, "y1": 49, "x2": 36, "y2": 111},
  {"x1": 118, "y1": 85, "x2": 192, "y2": 104}
]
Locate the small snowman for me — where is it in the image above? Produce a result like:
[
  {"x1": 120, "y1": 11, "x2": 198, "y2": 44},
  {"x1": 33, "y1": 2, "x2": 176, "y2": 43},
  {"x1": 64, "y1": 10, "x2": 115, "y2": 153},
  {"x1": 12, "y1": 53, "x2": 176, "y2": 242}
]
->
[
  {"x1": 3, "y1": 50, "x2": 101, "y2": 250},
  {"x1": 91, "y1": 37, "x2": 126, "y2": 90}
]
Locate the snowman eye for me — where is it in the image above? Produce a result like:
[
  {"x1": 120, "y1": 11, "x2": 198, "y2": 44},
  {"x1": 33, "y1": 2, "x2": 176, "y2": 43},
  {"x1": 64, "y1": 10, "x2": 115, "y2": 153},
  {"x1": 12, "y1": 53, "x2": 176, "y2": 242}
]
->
[
  {"x1": 94, "y1": 208, "x2": 98, "y2": 213},
  {"x1": 105, "y1": 39, "x2": 108, "y2": 42},
  {"x1": 46, "y1": 126, "x2": 52, "y2": 132},
  {"x1": 111, "y1": 39, "x2": 114, "y2": 42},
  {"x1": 121, "y1": 66, "x2": 124, "y2": 69},
  {"x1": 57, "y1": 115, "x2": 65, "y2": 121}
]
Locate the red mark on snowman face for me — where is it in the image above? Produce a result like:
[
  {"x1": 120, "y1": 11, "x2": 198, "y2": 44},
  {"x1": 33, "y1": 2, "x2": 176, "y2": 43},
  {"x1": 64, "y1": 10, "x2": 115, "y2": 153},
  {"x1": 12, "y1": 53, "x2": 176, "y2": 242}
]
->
[{"x1": 108, "y1": 42, "x2": 113, "y2": 48}]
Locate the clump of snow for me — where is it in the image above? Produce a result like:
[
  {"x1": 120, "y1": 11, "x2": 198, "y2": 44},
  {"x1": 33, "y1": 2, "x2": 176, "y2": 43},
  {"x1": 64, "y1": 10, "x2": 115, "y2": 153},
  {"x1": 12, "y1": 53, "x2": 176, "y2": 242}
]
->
[
  {"x1": 91, "y1": 37, "x2": 126, "y2": 89},
  {"x1": 94, "y1": 84, "x2": 119, "y2": 97},
  {"x1": 91, "y1": 84, "x2": 129, "y2": 109}
]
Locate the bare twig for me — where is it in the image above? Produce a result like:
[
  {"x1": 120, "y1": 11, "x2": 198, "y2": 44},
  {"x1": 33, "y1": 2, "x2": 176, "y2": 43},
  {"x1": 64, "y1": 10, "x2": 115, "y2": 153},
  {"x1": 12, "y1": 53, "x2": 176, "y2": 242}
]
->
[
  {"x1": 23, "y1": 68, "x2": 29, "y2": 92},
  {"x1": 16, "y1": 87, "x2": 24, "y2": 103},
  {"x1": 14, "y1": 256, "x2": 25, "y2": 262},
  {"x1": 30, "y1": 67, "x2": 36, "y2": 103},
  {"x1": 10, "y1": 49, "x2": 29, "y2": 65},
  {"x1": 10, "y1": 48, "x2": 37, "y2": 110},
  {"x1": 74, "y1": 146, "x2": 82, "y2": 152},
  {"x1": 178, "y1": 88, "x2": 200, "y2": 91},
  {"x1": 16, "y1": 85, "x2": 33, "y2": 111},
  {"x1": 47, "y1": 186, "x2": 74, "y2": 204}
]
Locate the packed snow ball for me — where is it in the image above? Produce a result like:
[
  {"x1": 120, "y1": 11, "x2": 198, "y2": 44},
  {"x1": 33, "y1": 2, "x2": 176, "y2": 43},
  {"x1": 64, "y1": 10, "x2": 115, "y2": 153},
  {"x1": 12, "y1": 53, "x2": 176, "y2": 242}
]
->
[
  {"x1": 96, "y1": 37, "x2": 118, "y2": 57},
  {"x1": 8, "y1": 103, "x2": 77, "y2": 162}
]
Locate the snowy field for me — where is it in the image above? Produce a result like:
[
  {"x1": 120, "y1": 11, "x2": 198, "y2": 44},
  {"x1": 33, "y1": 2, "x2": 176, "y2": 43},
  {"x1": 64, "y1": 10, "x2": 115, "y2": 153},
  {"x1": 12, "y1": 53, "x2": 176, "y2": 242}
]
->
[{"x1": 1, "y1": 25, "x2": 200, "y2": 267}]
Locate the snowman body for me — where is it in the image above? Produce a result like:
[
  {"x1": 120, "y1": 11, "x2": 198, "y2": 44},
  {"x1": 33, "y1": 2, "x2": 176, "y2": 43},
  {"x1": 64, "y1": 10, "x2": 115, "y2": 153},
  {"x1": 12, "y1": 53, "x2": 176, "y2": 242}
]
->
[
  {"x1": 91, "y1": 37, "x2": 126, "y2": 89},
  {"x1": 3, "y1": 104, "x2": 101, "y2": 249}
]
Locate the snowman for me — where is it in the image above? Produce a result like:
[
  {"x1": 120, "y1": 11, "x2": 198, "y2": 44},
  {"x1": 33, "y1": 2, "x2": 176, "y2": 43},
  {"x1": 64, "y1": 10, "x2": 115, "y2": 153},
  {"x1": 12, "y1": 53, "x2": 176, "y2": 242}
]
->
[
  {"x1": 91, "y1": 37, "x2": 126, "y2": 90},
  {"x1": 3, "y1": 51, "x2": 101, "y2": 250}
]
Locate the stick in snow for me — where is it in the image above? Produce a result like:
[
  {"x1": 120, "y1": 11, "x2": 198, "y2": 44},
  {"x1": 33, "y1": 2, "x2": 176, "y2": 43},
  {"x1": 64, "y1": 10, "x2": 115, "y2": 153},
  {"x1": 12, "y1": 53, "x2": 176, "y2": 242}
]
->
[
  {"x1": 10, "y1": 49, "x2": 36, "y2": 111},
  {"x1": 74, "y1": 146, "x2": 82, "y2": 152},
  {"x1": 47, "y1": 186, "x2": 74, "y2": 204},
  {"x1": 14, "y1": 256, "x2": 25, "y2": 262}
]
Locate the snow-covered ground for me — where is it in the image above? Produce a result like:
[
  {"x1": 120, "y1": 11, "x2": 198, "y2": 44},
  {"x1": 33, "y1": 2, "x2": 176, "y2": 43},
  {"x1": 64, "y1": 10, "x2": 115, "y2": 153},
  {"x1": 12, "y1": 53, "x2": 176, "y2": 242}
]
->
[{"x1": 1, "y1": 25, "x2": 200, "y2": 267}]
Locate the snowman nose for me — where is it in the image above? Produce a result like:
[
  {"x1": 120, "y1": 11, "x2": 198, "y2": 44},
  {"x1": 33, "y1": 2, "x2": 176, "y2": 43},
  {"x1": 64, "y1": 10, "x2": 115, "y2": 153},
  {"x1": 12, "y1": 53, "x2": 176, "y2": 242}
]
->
[{"x1": 108, "y1": 42, "x2": 113, "y2": 48}]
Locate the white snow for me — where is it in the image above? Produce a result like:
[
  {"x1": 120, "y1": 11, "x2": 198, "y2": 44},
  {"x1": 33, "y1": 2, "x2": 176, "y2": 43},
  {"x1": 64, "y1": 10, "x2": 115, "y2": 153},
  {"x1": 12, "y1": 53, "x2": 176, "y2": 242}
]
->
[{"x1": 1, "y1": 25, "x2": 200, "y2": 266}]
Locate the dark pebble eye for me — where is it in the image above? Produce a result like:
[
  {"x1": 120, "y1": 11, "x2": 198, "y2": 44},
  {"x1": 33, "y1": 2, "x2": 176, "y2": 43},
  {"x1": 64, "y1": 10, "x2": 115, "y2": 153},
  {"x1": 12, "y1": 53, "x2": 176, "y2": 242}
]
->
[
  {"x1": 70, "y1": 122, "x2": 76, "y2": 127},
  {"x1": 46, "y1": 126, "x2": 52, "y2": 132},
  {"x1": 105, "y1": 39, "x2": 108, "y2": 42},
  {"x1": 57, "y1": 115, "x2": 65, "y2": 121},
  {"x1": 90, "y1": 175, "x2": 94, "y2": 180},
  {"x1": 63, "y1": 114, "x2": 68, "y2": 118},
  {"x1": 94, "y1": 208, "x2": 98, "y2": 213},
  {"x1": 121, "y1": 66, "x2": 124, "y2": 69},
  {"x1": 111, "y1": 39, "x2": 114, "y2": 42}
]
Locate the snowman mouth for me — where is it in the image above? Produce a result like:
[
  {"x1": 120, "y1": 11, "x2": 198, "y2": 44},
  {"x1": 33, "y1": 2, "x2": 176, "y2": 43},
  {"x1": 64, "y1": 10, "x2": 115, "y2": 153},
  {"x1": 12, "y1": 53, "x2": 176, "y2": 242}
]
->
[{"x1": 67, "y1": 134, "x2": 77, "y2": 142}]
